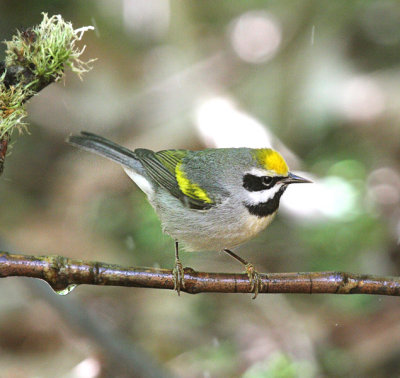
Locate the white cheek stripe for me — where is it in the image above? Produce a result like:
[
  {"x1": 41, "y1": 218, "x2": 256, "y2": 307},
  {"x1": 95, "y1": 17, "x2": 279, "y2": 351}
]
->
[
  {"x1": 246, "y1": 184, "x2": 282, "y2": 205},
  {"x1": 124, "y1": 168, "x2": 154, "y2": 197}
]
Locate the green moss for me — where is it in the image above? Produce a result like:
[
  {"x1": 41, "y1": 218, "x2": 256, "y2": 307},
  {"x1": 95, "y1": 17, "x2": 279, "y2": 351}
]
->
[
  {"x1": 0, "y1": 73, "x2": 32, "y2": 138},
  {"x1": 4, "y1": 13, "x2": 94, "y2": 85},
  {"x1": 0, "y1": 13, "x2": 94, "y2": 139}
]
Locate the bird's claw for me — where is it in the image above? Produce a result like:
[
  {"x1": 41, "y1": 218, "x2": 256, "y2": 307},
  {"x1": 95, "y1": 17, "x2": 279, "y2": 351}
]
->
[
  {"x1": 245, "y1": 263, "x2": 263, "y2": 299},
  {"x1": 173, "y1": 259, "x2": 185, "y2": 295}
]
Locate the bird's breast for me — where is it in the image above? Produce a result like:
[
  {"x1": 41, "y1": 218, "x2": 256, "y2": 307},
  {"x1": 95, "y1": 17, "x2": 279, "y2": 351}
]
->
[
  {"x1": 238, "y1": 211, "x2": 276, "y2": 241},
  {"x1": 153, "y1": 191, "x2": 278, "y2": 251}
]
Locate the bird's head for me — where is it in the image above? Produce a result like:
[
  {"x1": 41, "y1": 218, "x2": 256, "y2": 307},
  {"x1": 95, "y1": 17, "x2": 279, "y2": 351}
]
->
[{"x1": 242, "y1": 149, "x2": 311, "y2": 217}]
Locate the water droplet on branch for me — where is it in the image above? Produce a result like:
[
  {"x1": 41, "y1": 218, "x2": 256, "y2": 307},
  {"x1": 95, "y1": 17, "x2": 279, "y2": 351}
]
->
[{"x1": 52, "y1": 284, "x2": 78, "y2": 296}]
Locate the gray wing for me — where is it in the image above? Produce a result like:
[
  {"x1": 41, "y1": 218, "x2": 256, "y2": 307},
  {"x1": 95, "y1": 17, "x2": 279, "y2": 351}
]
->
[
  {"x1": 134, "y1": 148, "x2": 215, "y2": 210},
  {"x1": 67, "y1": 132, "x2": 215, "y2": 209}
]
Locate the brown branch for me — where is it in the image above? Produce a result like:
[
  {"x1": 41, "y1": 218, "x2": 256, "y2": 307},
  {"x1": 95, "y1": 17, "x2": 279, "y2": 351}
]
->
[
  {"x1": 1, "y1": 251, "x2": 400, "y2": 296},
  {"x1": 0, "y1": 132, "x2": 9, "y2": 175}
]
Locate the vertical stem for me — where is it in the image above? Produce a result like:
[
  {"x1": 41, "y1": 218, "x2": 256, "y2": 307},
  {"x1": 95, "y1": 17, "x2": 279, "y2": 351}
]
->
[{"x1": 0, "y1": 132, "x2": 9, "y2": 175}]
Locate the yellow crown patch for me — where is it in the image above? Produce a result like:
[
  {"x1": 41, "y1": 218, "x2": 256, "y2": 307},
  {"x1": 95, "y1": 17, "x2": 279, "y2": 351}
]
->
[{"x1": 254, "y1": 149, "x2": 289, "y2": 176}]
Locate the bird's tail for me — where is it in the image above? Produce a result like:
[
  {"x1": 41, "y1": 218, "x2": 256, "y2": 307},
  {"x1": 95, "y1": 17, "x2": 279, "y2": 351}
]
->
[{"x1": 67, "y1": 131, "x2": 141, "y2": 170}]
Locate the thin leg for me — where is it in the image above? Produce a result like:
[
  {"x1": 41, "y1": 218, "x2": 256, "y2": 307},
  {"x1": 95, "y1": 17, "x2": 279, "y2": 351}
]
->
[
  {"x1": 223, "y1": 249, "x2": 249, "y2": 265},
  {"x1": 175, "y1": 240, "x2": 179, "y2": 260},
  {"x1": 172, "y1": 241, "x2": 185, "y2": 295},
  {"x1": 223, "y1": 249, "x2": 264, "y2": 299}
]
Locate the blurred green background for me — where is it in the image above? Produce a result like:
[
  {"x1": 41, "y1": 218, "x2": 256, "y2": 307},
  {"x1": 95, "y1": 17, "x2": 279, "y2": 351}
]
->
[{"x1": 1, "y1": 0, "x2": 400, "y2": 377}]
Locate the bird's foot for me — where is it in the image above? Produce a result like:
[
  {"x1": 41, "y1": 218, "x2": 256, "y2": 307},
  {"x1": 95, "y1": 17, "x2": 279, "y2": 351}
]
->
[
  {"x1": 245, "y1": 263, "x2": 263, "y2": 299},
  {"x1": 223, "y1": 249, "x2": 264, "y2": 299},
  {"x1": 172, "y1": 259, "x2": 185, "y2": 295}
]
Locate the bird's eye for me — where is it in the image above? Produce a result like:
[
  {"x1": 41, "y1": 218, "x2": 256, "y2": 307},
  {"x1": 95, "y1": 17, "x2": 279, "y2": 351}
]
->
[
  {"x1": 262, "y1": 176, "x2": 274, "y2": 188},
  {"x1": 243, "y1": 174, "x2": 279, "y2": 192}
]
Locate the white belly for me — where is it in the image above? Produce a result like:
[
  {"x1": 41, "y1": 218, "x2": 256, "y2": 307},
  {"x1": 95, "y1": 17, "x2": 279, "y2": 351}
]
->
[
  {"x1": 162, "y1": 207, "x2": 276, "y2": 252},
  {"x1": 150, "y1": 189, "x2": 278, "y2": 252}
]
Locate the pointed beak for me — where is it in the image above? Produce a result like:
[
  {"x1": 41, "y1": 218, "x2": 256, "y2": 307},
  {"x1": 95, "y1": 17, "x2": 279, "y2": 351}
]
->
[{"x1": 280, "y1": 172, "x2": 313, "y2": 185}]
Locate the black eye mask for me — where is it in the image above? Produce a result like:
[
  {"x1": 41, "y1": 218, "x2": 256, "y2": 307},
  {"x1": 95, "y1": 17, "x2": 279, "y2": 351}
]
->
[{"x1": 242, "y1": 174, "x2": 282, "y2": 192}]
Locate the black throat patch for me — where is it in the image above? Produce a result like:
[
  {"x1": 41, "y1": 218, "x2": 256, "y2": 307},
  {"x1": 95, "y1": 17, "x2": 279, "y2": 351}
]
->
[{"x1": 244, "y1": 186, "x2": 287, "y2": 217}]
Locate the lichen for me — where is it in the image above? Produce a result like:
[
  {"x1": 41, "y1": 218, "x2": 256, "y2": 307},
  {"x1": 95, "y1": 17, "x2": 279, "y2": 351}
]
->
[
  {"x1": 0, "y1": 13, "x2": 95, "y2": 140},
  {"x1": 0, "y1": 72, "x2": 32, "y2": 138}
]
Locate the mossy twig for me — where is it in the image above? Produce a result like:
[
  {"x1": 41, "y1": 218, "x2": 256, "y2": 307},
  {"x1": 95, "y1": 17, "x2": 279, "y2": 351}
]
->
[{"x1": 0, "y1": 13, "x2": 94, "y2": 173}]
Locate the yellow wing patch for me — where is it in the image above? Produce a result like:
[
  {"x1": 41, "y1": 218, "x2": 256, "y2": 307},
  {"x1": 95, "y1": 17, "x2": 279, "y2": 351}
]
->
[
  {"x1": 175, "y1": 163, "x2": 213, "y2": 204},
  {"x1": 254, "y1": 149, "x2": 289, "y2": 176}
]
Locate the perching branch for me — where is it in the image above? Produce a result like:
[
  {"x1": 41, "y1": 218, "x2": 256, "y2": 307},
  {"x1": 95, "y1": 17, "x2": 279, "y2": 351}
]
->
[
  {"x1": 0, "y1": 13, "x2": 94, "y2": 174},
  {"x1": 1, "y1": 251, "x2": 400, "y2": 296}
]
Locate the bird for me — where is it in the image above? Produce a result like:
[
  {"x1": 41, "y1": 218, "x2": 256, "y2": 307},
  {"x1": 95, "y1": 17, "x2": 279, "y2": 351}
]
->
[{"x1": 67, "y1": 131, "x2": 311, "y2": 298}]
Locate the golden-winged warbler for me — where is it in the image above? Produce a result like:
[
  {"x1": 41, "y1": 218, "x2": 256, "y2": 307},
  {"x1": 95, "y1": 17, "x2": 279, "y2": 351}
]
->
[{"x1": 68, "y1": 132, "x2": 311, "y2": 297}]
